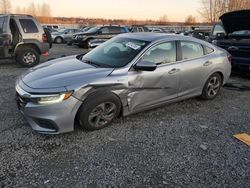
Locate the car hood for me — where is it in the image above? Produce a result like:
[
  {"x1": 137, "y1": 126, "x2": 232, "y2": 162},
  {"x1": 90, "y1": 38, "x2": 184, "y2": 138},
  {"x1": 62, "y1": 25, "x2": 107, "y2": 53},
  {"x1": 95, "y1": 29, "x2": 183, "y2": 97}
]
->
[
  {"x1": 220, "y1": 10, "x2": 250, "y2": 34},
  {"x1": 21, "y1": 55, "x2": 114, "y2": 89},
  {"x1": 75, "y1": 32, "x2": 96, "y2": 36}
]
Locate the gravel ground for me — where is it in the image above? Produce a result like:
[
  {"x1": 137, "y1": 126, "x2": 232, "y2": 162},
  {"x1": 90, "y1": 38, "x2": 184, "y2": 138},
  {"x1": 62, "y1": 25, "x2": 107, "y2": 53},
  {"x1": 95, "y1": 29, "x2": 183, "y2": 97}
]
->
[{"x1": 0, "y1": 44, "x2": 249, "y2": 188}]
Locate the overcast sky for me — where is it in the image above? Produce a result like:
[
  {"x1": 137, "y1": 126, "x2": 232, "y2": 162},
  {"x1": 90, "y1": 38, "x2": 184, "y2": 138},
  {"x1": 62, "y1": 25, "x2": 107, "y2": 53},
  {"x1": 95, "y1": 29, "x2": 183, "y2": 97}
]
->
[{"x1": 11, "y1": 0, "x2": 201, "y2": 21}]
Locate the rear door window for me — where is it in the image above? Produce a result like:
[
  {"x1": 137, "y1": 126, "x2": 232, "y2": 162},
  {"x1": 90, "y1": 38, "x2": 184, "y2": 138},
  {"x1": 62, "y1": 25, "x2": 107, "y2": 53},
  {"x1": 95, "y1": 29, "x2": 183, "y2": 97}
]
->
[
  {"x1": 19, "y1": 19, "x2": 39, "y2": 33},
  {"x1": 109, "y1": 27, "x2": 121, "y2": 34},
  {"x1": 99, "y1": 27, "x2": 110, "y2": 34},
  {"x1": 181, "y1": 41, "x2": 204, "y2": 60}
]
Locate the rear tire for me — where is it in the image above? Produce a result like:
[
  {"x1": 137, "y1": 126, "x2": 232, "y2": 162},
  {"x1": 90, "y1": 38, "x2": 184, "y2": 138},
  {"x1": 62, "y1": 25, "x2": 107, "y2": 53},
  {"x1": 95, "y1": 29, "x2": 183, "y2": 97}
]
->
[
  {"x1": 201, "y1": 73, "x2": 222, "y2": 100},
  {"x1": 16, "y1": 47, "x2": 40, "y2": 67},
  {"x1": 55, "y1": 37, "x2": 63, "y2": 44},
  {"x1": 77, "y1": 91, "x2": 121, "y2": 131}
]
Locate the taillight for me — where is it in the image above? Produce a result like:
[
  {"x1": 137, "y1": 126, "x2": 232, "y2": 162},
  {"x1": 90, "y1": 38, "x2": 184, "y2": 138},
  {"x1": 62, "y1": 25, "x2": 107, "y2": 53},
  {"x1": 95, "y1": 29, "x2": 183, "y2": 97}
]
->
[
  {"x1": 227, "y1": 53, "x2": 232, "y2": 63},
  {"x1": 42, "y1": 33, "x2": 48, "y2": 42}
]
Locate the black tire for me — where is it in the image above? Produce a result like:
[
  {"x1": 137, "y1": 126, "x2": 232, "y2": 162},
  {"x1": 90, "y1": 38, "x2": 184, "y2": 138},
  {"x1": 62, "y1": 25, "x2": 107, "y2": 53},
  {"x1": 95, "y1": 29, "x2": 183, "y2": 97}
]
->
[
  {"x1": 77, "y1": 44, "x2": 85, "y2": 48},
  {"x1": 81, "y1": 39, "x2": 90, "y2": 49},
  {"x1": 55, "y1": 37, "x2": 63, "y2": 44},
  {"x1": 77, "y1": 91, "x2": 121, "y2": 131},
  {"x1": 201, "y1": 73, "x2": 222, "y2": 100},
  {"x1": 16, "y1": 47, "x2": 40, "y2": 67}
]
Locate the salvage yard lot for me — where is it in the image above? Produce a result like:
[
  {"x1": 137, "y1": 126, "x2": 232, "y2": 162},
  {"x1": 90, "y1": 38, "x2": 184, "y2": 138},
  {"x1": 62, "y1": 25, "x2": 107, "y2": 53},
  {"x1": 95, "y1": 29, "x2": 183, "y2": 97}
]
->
[{"x1": 0, "y1": 44, "x2": 249, "y2": 187}]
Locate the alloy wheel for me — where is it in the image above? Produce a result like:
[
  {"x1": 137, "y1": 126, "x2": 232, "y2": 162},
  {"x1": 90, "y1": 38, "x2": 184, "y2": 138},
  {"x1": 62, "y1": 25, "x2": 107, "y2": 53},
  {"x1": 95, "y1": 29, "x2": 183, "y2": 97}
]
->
[
  {"x1": 88, "y1": 102, "x2": 117, "y2": 128},
  {"x1": 207, "y1": 76, "x2": 221, "y2": 97},
  {"x1": 23, "y1": 52, "x2": 37, "y2": 65}
]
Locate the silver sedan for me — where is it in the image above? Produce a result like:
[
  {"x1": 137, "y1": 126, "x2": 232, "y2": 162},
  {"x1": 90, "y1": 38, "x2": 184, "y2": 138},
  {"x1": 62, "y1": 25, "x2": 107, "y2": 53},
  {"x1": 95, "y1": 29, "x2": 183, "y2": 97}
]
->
[{"x1": 15, "y1": 33, "x2": 231, "y2": 134}]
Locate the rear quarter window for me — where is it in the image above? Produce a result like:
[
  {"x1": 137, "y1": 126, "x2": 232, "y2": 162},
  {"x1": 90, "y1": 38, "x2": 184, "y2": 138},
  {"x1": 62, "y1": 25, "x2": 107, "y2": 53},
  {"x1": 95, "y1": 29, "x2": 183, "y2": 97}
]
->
[
  {"x1": 181, "y1": 41, "x2": 204, "y2": 60},
  {"x1": 204, "y1": 46, "x2": 214, "y2": 55},
  {"x1": 19, "y1": 19, "x2": 39, "y2": 33}
]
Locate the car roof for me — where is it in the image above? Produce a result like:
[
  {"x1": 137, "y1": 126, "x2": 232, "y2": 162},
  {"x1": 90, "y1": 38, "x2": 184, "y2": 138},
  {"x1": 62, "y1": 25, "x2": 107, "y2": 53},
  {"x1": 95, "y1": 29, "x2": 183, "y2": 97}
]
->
[
  {"x1": 0, "y1": 14, "x2": 33, "y2": 17},
  {"x1": 118, "y1": 32, "x2": 215, "y2": 48},
  {"x1": 119, "y1": 32, "x2": 197, "y2": 42}
]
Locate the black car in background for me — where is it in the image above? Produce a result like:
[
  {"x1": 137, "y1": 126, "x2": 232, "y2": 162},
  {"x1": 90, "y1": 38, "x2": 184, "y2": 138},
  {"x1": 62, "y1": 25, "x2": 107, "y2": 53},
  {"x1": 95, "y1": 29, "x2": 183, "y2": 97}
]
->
[
  {"x1": 210, "y1": 10, "x2": 250, "y2": 73},
  {"x1": 184, "y1": 27, "x2": 211, "y2": 41},
  {"x1": 72, "y1": 25, "x2": 129, "y2": 48}
]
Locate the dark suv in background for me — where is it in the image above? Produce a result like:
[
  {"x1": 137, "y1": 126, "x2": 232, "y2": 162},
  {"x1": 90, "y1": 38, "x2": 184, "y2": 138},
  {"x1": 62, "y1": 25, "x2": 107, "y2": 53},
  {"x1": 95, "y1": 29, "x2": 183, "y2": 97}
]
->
[
  {"x1": 210, "y1": 10, "x2": 250, "y2": 73},
  {"x1": 72, "y1": 25, "x2": 129, "y2": 48},
  {"x1": 0, "y1": 14, "x2": 51, "y2": 67}
]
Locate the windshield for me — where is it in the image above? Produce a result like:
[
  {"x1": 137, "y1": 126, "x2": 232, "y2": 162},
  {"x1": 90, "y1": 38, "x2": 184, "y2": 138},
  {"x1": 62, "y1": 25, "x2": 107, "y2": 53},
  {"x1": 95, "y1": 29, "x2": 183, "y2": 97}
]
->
[
  {"x1": 81, "y1": 27, "x2": 92, "y2": 32},
  {"x1": 82, "y1": 37, "x2": 149, "y2": 68},
  {"x1": 85, "y1": 27, "x2": 99, "y2": 33},
  {"x1": 57, "y1": 29, "x2": 67, "y2": 33}
]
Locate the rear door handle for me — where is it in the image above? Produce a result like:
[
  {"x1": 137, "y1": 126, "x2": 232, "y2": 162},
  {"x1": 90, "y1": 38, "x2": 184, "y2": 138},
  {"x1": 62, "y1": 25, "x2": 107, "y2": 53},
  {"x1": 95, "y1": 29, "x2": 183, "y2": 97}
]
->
[
  {"x1": 168, "y1": 68, "x2": 180, "y2": 74},
  {"x1": 203, "y1": 61, "x2": 213, "y2": 66}
]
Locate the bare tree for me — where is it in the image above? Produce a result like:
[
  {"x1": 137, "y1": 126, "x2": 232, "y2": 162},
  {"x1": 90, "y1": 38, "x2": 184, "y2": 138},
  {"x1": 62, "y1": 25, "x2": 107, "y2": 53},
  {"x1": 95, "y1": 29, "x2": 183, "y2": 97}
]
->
[
  {"x1": 39, "y1": 3, "x2": 52, "y2": 23},
  {"x1": 158, "y1": 14, "x2": 169, "y2": 24},
  {"x1": 13, "y1": 2, "x2": 53, "y2": 23},
  {"x1": 185, "y1": 15, "x2": 196, "y2": 25},
  {"x1": 200, "y1": 0, "x2": 250, "y2": 23},
  {"x1": 40, "y1": 3, "x2": 51, "y2": 17},
  {"x1": 27, "y1": 2, "x2": 37, "y2": 16},
  {"x1": 0, "y1": 0, "x2": 11, "y2": 13}
]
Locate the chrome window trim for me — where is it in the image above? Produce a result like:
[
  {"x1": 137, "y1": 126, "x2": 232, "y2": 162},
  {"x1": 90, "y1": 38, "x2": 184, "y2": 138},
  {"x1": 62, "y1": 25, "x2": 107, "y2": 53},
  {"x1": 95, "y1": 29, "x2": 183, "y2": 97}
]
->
[{"x1": 127, "y1": 38, "x2": 216, "y2": 71}]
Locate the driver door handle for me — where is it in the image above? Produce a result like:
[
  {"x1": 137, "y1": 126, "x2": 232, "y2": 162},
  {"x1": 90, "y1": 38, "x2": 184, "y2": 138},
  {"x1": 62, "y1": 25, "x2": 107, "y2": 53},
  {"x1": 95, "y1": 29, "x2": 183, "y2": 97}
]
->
[
  {"x1": 203, "y1": 61, "x2": 213, "y2": 66},
  {"x1": 168, "y1": 68, "x2": 180, "y2": 74}
]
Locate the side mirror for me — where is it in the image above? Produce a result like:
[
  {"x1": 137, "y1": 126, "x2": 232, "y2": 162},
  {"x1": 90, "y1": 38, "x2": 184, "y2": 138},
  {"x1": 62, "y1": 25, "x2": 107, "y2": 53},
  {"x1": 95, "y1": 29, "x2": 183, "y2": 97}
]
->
[
  {"x1": 64, "y1": 32, "x2": 68, "y2": 34},
  {"x1": 134, "y1": 60, "x2": 157, "y2": 72},
  {"x1": 216, "y1": 32, "x2": 226, "y2": 39}
]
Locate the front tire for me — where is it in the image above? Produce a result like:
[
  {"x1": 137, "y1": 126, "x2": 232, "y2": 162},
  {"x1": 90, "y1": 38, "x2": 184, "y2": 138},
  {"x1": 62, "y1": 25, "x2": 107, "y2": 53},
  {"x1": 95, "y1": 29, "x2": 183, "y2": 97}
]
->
[
  {"x1": 201, "y1": 73, "x2": 222, "y2": 100},
  {"x1": 16, "y1": 47, "x2": 40, "y2": 67},
  {"x1": 78, "y1": 92, "x2": 121, "y2": 131},
  {"x1": 81, "y1": 39, "x2": 90, "y2": 49}
]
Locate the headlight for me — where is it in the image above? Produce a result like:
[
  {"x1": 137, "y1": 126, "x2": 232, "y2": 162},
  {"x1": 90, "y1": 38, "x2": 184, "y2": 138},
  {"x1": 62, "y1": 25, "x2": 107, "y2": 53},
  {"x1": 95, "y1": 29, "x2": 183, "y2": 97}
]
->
[
  {"x1": 77, "y1": 35, "x2": 85, "y2": 39},
  {"x1": 35, "y1": 91, "x2": 73, "y2": 105}
]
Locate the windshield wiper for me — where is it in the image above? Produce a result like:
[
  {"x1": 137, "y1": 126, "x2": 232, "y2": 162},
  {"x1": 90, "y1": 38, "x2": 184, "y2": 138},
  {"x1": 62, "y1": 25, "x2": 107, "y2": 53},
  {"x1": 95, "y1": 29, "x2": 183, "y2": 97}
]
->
[
  {"x1": 81, "y1": 57, "x2": 114, "y2": 68},
  {"x1": 82, "y1": 59, "x2": 102, "y2": 68}
]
